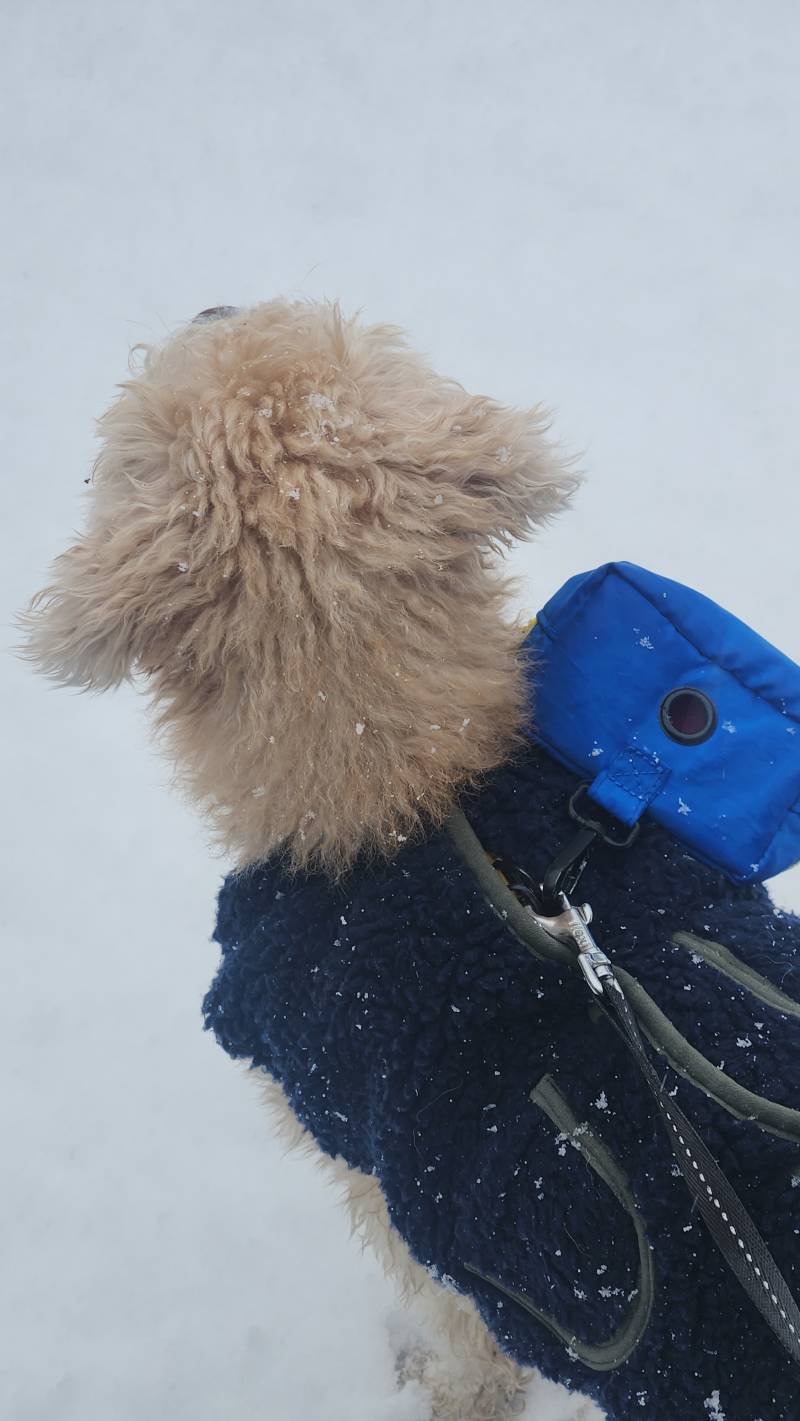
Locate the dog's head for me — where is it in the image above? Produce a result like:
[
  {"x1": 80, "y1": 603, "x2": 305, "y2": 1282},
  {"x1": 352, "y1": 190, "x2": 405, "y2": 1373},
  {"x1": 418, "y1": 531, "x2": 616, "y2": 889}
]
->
[{"x1": 21, "y1": 299, "x2": 577, "y2": 875}]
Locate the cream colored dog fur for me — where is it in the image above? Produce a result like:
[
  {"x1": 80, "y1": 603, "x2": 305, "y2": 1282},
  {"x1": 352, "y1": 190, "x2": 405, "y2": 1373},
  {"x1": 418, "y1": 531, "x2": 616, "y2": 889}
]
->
[{"x1": 22, "y1": 300, "x2": 579, "y2": 1419}]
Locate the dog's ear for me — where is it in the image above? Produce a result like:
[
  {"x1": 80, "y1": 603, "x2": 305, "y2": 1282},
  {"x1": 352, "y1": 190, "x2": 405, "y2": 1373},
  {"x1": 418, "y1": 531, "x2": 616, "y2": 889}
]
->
[
  {"x1": 19, "y1": 374, "x2": 194, "y2": 690},
  {"x1": 387, "y1": 386, "x2": 575, "y2": 557},
  {"x1": 318, "y1": 316, "x2": 578, "y2": 564}
]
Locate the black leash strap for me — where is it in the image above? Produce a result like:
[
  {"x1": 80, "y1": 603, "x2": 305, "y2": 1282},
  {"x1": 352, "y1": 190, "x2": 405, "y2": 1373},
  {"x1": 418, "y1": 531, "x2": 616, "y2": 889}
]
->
[
  {"x1": 445, "y1": 804, "x2": 800, "y2": 1367},
  {"x1": 599, "y1": 964, "x2": 800, "y2": 1366},
  {"x1": 519, "y1": 889, "x2": 800, "y2": 1365},
  {"x1": 525, "y1": 886, "x2": 800, "y2": 1364}
]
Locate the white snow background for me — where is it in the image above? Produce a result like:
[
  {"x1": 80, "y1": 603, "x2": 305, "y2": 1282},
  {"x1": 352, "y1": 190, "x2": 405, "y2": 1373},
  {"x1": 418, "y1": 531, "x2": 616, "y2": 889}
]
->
[{"x1": 2, "y1": 4, "x2": 800, "y2": 1418}]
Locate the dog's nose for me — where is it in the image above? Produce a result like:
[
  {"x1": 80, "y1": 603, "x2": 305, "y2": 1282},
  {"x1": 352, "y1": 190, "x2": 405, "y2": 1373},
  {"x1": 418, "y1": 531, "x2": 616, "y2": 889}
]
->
[{"x1": 193, "y1": 306, "x2": 241, "y2": 323}]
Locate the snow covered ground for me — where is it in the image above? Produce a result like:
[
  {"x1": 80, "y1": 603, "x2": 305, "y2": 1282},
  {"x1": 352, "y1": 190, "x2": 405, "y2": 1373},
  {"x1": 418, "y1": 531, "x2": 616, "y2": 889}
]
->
[{"x1": 2, "y1": 3, "x2": 800, "y2": 1418}]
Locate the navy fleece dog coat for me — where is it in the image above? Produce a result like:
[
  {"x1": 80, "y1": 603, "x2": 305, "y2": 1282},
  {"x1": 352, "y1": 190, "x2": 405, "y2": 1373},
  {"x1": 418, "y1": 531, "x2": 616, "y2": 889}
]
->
[{"x1": 204, "y1": 565, "x2": 800, "y2": 1421}]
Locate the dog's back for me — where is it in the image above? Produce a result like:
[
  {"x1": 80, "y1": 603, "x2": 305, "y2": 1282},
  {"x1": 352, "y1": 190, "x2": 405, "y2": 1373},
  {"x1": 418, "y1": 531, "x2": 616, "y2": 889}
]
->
[{"x1": 205, "y1": 739, "x2": 800, "y2": 1421}]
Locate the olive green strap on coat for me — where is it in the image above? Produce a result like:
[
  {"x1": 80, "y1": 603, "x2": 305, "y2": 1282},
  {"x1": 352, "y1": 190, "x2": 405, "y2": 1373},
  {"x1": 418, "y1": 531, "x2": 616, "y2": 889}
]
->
[
  {"x1": 673, "y1": 930, "x2": 800, "y2": 1020},
  {"x1": 612, "y1": 965, "x2": 800, "y2": 1144},
  {"x1": 444, "y1": 806, "x2": 800, "y2": 1145},
  {"x1": 465, "y1": 1074, "x2": 654, "y2": 1371}
]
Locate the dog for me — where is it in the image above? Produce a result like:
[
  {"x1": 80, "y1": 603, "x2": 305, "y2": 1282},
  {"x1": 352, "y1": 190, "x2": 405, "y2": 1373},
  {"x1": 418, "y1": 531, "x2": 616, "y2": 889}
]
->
[{"x1": 21, "y1": 300, "x2": 800, "y2": 1420}]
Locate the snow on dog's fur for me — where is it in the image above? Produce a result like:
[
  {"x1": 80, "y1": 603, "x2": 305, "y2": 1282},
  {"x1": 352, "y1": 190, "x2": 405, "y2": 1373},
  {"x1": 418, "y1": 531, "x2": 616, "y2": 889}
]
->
[
  {"x1": 21, "y1": 299, "x2": 578, "y2": 1418},
  {"x1": 21, "y1": 300, "x2": 575, "y2": 878}
]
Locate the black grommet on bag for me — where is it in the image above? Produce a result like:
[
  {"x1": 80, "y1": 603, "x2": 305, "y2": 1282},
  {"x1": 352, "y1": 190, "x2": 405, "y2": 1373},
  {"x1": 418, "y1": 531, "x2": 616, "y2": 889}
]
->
[{"x1": 659, "y1": 687, "x2": 717, "y2": 745}]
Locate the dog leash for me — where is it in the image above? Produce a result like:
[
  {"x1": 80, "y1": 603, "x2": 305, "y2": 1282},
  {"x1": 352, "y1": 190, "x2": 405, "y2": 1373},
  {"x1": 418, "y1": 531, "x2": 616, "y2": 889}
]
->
[{"x1": 445, "y1": 796, "x2": 800, "y2": 1369}]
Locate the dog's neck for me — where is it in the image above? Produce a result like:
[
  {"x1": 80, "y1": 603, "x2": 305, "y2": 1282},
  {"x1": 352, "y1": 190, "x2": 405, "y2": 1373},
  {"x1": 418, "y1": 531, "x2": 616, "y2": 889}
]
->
[{"x1": 149, "y1": 579, "x2": 537, "y2": 879}]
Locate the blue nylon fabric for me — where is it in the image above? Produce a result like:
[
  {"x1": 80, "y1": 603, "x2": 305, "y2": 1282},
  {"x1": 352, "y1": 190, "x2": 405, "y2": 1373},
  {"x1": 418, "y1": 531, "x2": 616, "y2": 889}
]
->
[
  {"x1": 525, "y1": 562, "x2": 800, "y2": 882},
  {"x1": 204, "y1": 745, "x2": 800, "y2": 1421}
]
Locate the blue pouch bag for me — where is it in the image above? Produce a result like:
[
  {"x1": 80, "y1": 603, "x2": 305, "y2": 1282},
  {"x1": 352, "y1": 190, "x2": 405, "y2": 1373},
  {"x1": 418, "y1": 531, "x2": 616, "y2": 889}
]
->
[{"x1": 524, "y1": 561, "x2": 800, "y2": 883}]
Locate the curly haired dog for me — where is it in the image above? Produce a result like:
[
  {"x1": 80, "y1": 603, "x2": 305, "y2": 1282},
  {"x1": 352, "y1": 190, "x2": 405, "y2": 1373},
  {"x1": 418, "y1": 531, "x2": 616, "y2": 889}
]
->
[
  {"x1": 22, "y1": 301, "x2": 800, "y2": 1421},
  {"x1": 22, "y1": 300, "x2": 576, "y2": 1418}
]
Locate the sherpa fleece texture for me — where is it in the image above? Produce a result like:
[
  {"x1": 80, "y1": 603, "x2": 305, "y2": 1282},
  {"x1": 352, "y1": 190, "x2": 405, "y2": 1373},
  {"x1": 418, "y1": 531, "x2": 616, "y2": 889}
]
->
[{"x1": 204, "y1": 745, "x2": 800, "y2": 1421}]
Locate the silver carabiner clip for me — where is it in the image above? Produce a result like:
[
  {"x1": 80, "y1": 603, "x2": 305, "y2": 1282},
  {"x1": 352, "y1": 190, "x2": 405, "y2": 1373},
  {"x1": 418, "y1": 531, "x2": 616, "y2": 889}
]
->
[{"x1": 526, "y1": 893, "x2": 618, "y2": 997}]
